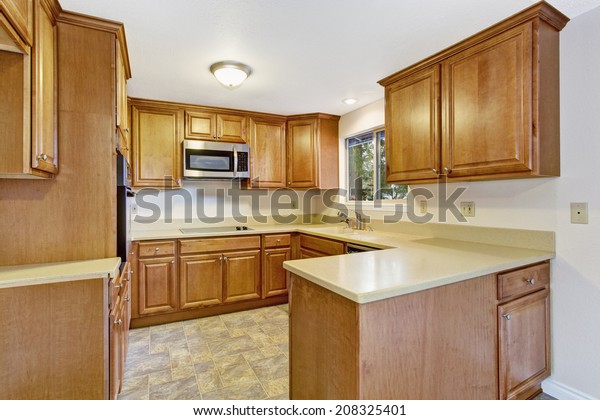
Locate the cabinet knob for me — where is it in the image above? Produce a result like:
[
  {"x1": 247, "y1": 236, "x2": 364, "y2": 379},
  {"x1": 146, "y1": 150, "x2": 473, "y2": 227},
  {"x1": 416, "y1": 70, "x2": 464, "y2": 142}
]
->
[
  {"x1": 266, "y1": 252, "x2": 270, "y2": 256},
  {"x1": 223, "y1": 256, "x2": 228, "y2": 261},
  {"x1": 526, "y1": 278, "x2": 536, "y2": 285},
  {"x1": 124, "y1": 297, "x2": 130, "y2": 302},
  {"x1": 37, "y1": 154, "x2": 48, "y2": 161},
  {"x1": 154, "y1": 247, "x2": 160, "y2": 252},
  {"x1": 432, "y1": 168, "x2": 438, "y2": 174},
  {"x1": 287, "y1": 181, "x2": 291, "y2": 186},
  {"x1": 443, "y1": 167, "x2": 452, "y2": 174},
  {"x1": 171, "y1": 260, "x2": 175, "y2": 264},
  {"x1": 114, "y1": 319, "x2": 122, "y2": 325},
  {"x1": 503, "y1": 314, "x2": 511, "y2": 321}
]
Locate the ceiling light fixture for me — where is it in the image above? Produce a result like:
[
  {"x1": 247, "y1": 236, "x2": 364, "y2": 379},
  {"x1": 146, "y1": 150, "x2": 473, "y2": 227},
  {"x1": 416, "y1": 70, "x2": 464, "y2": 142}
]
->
[
  {"x1": 343, "y1": 98, "x2": 358, "y2": 105},
  {"x1": 210, "y1": 61, "x2": 252, "y2": 89}
]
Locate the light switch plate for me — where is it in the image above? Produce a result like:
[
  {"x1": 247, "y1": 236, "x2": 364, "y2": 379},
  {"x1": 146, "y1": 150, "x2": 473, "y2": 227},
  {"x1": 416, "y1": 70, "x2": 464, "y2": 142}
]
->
[{"x1": 570, "y1": 202, "x2": 588, "y2": 224}]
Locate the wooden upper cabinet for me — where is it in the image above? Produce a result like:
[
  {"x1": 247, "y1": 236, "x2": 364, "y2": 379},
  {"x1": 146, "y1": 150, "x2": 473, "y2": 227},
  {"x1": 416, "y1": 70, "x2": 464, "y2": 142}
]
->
[
  {"x1": 249, "y1": 116, "x2": 287, "y2": 188},
  {"x1": 30, "y1": 0, "x2": 57, "y2": 175},
  {"x1": 185, "y1": 110, "x2": 247, "y2": 143},
  {"x1": 115, "y1": 38, "x2": 131, "y2": 164},
  {"x1": 0, "y1": 0, "x2": 34, "y2": 45},
  {"x1": 385, "y1": 65, "x2": 440, "y2": 182},
  {"x1": 131, "y1": 101, "x2": 182, "y2": 188},
  {"x1": 442, "y1": 23, "x2": 533, "y2": 178},
  {"x1": 379, "y1": 2, "x2": 568, "y2": 183},
  {"x1": 287, "y1": 114, "x2": 340, "y2": 189}
]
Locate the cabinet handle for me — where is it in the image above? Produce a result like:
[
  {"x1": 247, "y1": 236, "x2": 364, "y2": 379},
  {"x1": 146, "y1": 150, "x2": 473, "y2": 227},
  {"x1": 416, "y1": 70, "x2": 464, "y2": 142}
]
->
[
  {"x1": 526, "y1": 278, "x2": 536, "y2": 285},
  {"x1": 114, "y1": 319, "x2": 122, "y2": 325},
  {"x1": 113, "y1": 284, "x2": 122, "y2": 289},
  {"x1": 503, "y1": 314, "x2": 511, "y2": 321},
  {"x1": 37, "y1": 154, "x2": 48, "y2": 161}
]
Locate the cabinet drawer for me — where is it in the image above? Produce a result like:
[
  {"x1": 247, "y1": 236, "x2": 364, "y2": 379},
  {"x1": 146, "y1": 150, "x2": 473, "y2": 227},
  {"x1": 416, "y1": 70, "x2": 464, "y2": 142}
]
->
[
  {"x1": 138, "y1": 241, "x2": 176, "y2": 257},
  {"x1": 264, "y1": 234, "x2": 292, "y2": 248},
  {"x1": 180, "y1": 235, "x2": 261, "y2": 254},
  {"x1": 299, "y1": 234, "x2": 345, "y2": 255},
  {"x1": 498, "y1": 262, "x2": 549, "y2": 301}
]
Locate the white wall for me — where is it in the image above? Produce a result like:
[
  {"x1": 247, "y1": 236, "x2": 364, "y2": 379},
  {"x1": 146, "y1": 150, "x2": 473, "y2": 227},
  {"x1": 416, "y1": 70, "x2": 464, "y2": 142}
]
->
[{"x1": 338, "y1": 7, "x2": 600, "y2": 399}]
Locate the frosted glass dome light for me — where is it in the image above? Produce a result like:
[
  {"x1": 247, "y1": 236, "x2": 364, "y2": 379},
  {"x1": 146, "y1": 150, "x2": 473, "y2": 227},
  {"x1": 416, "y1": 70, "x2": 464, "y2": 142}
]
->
[{"x1": 210, "y1": 61, "x2": 252, "y2": 89}]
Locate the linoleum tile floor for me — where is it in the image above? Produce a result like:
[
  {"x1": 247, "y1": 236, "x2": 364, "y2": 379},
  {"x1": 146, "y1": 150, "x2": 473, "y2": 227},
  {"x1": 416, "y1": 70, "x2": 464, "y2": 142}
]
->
[
  {"x1": 118, "y1": 304, "x2": 290, "y2": 400},
  {"x1": 119, "y1": 303, "x2": 555, "y2": 401}
]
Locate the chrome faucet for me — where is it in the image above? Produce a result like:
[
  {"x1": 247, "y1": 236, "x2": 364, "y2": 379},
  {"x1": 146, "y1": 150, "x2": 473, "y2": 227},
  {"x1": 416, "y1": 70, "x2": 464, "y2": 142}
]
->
[{"x1": 337, "y1": 210, "x2": 368, "y2": 231}]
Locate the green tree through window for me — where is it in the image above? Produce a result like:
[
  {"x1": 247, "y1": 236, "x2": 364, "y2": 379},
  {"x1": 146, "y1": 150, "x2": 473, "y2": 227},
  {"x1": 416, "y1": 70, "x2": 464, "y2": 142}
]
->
[{"x1": 346, "y1": 129, "x2": 407, "y2": 201}]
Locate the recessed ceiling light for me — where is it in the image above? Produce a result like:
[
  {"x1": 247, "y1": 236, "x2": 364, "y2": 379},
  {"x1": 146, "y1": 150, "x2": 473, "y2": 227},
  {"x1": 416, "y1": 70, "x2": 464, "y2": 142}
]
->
[
  {"x1": 342, "y1": 98, "x2": 358, "y2": 105},
  {"x1": 210, "y1": 61, "x2": 252, "y2": 89}
]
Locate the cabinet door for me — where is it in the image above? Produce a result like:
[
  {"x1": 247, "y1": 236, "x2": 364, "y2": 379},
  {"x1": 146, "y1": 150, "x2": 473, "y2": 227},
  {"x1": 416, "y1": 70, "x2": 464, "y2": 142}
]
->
[
  {"x1": 217, "y1": 113, "x2": 247, "y2": 143},
  {"x1": 263, "y1": 247, "x2": 291, "y2": 298},
  {"x1": 179, "y1": 254, "x2": 223, "y2": 309},
  {"x1": 249, "y1": 116, "x2": 286, "y2": 188},
  {"x1": 287, "y1": 119, "x2": 318, "y2": 188},
  {"x1": 109, "y1": 296, "x2": 124, "y2": 400},
  {"x1": 498, "y1": 288, "x2": 550, "y2": 400},
  {"x1": 116, "y1": 44, "x2": 130, "y2": 162},
  {"x1": 299, "y1": 248, "x2": 328, "y2": 259},
  {"x1": 185, "y1": 110, "x2": 216, "y2": 140},
  {"x1": 138, "y1": 256, "x2": 178, "y2": 315},
  {"x1": 132, "y1": 104, "x2": 182, "y2": 188},
  {"x1": 1, "y1": 0, "x2": 33, "y2": 45},
  {"x1": 385, "y1": 65, "x2": 440, "y2": 182},
  {"x1": 30, "y1": 0, "x2": 57, "y2": 174},
  {"x1": 442, "y1": 23, "x2": 533, "y2": 178},
  {"x1": 223, "y1": 250, "x2": 261, "y2": 303}
]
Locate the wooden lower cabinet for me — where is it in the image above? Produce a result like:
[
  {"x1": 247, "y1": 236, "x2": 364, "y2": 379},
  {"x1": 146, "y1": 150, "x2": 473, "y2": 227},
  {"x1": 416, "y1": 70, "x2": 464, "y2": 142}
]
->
[
  {"x1": 299, "y1": 234, "x2": 345, "y2": 257},
  {"x1": 290, "y1": 261, "x2": 551, "y2": 400},
  {"x1": 138, "y1": 256, "x2": 178, "y2": 315},
  {"x1": 109, "y1": 262, "x2": 131, "y2": 400},
  {"x1": 0, "y1": 275, "x2": 112, "y2": 399},
  {"x1": 179, "y1": 253, "x2": 223, "y2": 309},
  {"x1": 498, "y1": 264, "x2": 550, "y2": 400},
  {"x1": 263, "y1": 247, "x2": 291, "y2": 298},
  {"x1": 223, "y1": 250, "x2": 261, "y2": 303}
]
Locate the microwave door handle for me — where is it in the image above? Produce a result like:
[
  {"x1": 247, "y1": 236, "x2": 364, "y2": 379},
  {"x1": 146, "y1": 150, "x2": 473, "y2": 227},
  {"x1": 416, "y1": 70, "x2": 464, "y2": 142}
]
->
[{"x1": 233, "y1": 146, "x2": 238, "y2": 177}]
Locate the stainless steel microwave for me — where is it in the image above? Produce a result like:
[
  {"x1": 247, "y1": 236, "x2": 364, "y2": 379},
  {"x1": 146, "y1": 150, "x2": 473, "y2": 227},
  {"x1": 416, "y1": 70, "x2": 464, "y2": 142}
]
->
[{"x1": 183, "y1": 140, "x2": 250, "y2": 179}]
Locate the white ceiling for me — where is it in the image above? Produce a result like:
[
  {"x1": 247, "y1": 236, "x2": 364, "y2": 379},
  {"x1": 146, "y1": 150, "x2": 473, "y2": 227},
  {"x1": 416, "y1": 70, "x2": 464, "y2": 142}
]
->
[{"x1": 59, "y1": 0, "x2": 600, "y2": 116}]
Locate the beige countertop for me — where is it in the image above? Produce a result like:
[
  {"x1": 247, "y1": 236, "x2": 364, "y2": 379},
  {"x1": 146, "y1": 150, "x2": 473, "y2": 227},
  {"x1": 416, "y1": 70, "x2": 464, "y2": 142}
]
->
[
  {"x1": 0, "y1": 257, "x2": 122, "y2": 289},
  {"x1": 283, "y1": 236, "x2": 554, "y2": 303},
  {"x1": 131, "y1": 222, "x2": 554, "y2": 304}
]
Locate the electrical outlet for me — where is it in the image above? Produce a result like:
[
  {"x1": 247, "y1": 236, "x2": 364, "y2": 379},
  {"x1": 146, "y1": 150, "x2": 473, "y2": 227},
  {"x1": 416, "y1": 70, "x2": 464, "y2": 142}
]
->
[
  {"x1": 419, "y1": 200, "x2": 428, "y2": 213},
  {"x1": 460, "y1": 201, "x2": 475, "y2": 217},
  {"x1": 130, "y1": 204, "x2": 138, "y2": 215},
  {"x1": 570, "y1": 202, "x2": 588, "y2": 224},
  {"x1": 290, "y1": 199, "x2": 298, "y2": 210}
]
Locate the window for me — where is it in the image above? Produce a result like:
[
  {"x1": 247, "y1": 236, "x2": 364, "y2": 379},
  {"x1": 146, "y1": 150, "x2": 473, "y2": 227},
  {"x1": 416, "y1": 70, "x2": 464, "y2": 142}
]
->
[{"x1": 346, "y1": 128, "x2": 407, "y2": 201}]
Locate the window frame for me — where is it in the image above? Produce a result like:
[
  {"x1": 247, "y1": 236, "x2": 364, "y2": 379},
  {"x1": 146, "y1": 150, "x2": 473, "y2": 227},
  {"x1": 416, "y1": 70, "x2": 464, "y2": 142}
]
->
[{"x1": 344, "y1": 126, "x2": 407, "y2": 208}]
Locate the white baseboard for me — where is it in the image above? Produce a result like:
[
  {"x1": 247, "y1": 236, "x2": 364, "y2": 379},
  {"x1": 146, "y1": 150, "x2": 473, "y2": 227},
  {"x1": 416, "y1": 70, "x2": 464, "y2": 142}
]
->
[{"x1": 542, "y1": 378, "x2": 597, "y2": 400}]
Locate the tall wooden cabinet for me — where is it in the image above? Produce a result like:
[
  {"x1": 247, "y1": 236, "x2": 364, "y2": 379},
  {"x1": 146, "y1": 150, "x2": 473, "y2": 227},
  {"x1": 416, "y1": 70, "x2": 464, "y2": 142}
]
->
[
  {"x1": 287, "y1": 114, "x2": 340, "y2": 189},
  {"x1": 131, "y1": 99, "x2": 183, "y2": 188},
  {"x1": 379, "y1": 2, "x2": 569, "y2": 183}
]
